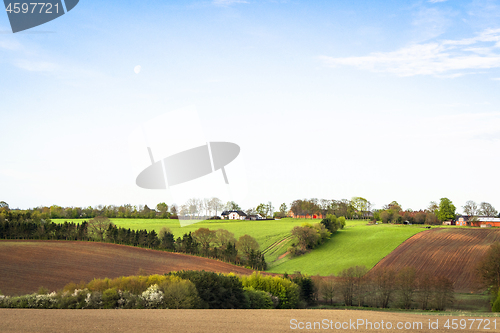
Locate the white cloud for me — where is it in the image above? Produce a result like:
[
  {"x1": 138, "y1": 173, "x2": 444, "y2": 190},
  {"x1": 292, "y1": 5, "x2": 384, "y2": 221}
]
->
[
  {"x1": 412, "y1": 7, "x2": 452, "y2": 41},
  {"x1": 14, "y1": 59, "x2": 58, "y2": 72},
  {"x1": 213, "y1": 0, "x2": 248, "y2": 6},
  {"x1": 428, "y1": 0, "x2": 448, "y2": 3},
  {"x1": 0, "y1": 38, "x2": 21, "y2": 51},
  {"x1": 320, "y1": 28, "x2": 500, "y2": 77}
]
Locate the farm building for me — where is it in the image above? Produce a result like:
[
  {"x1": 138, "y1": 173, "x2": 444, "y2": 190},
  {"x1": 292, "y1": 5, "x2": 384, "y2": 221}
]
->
[
  {"x1": 220, "y1": 210, "x2": 247, "y2": 220},
  {"x1": 247, "y1": 214, "x2": 263, "y2": 220},
  {"x1": 287, "y1": 210, "x2": 323, "y2": 219},
  {"x1": 455, "y1": 215, "x2": 500, "y2": 227}
]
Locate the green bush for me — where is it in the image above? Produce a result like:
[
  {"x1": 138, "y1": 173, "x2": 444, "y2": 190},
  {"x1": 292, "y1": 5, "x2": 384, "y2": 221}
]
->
[
  {"x1": 241, "y1": 272, "x2": 300, "y2": 309},
  {"x1": 244, "y1": 287, "x2": 273, "y2": 309},
  {"x1": 102, "y1": 288, "x2": 120, "y2": 309},
  {"x1": 161, "y1": 280, "x2": 200, "y2": 309},
  {"x1": 170, "y1": 271, "x2": 248, "y2": 309}
]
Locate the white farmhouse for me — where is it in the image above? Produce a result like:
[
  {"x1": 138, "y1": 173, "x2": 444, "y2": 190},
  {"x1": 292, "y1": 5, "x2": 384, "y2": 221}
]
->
[{"x1": 221, "y1": 210, "x2": 247, "y2": 220}]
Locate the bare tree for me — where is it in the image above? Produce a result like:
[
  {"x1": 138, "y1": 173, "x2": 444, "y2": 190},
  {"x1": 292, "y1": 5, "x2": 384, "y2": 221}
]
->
[
  {"x1": 203, "y1": 198, "x2": 211, "y2": 216},
  {"x1": 480, "y1": 202, "x2": 498, "y2": 217},
  {"x1": 170, "y1": 204, "x2": 178, "y2": 216},
  {"x1": 337, "y1": 266, "x2": 368, "y2": 306},
  {"x1": 209, "y1": 197, "x2": 223, "y2": 216},
  {"x1": 246, "y1": 207, "x2": 257, "y2": 215},
  {"x1": 267, "y1": 201, "x2": 274, "y2": 217},
  {"x1": 179, "y1": 204, "x2": 188, "y2": 217},
  {"x1": 185, "y1": 198, "x2": 198, "y2": 219},
  {"x1": 319, "y1": 276, "x2": 336, "y2": 304},
  {"x1": 426, "y1": 201, "x2": 438, "y2": 214},
  {"x1": 373, "y1": 267, "x2": 397, "y2": 308},
  {"x1": 462, "y1": 200, "x2": 479, "y2": 216},
  {"x1": 415, "y1": 271, "x2": 433, "y2": 310},
  {"x1": 396, "y1": 267, "x2": 417, "y2": 309}
]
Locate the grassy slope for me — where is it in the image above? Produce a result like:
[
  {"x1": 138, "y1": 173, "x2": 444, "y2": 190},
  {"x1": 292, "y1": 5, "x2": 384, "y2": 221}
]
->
[
  {"x1": 54, "y1": 218, "x2": 426, "y2": 275},
  {"x1": 268, "y1": 220, "x2": 425, "y2": 275},
  {"x1": 53, "y1": 218, "x2": 309, "y2": 262}
]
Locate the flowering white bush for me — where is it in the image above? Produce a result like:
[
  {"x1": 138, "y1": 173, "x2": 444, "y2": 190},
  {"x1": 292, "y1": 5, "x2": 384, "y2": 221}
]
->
[
  {"x1": 84, "y1": 291, "x2": 102, "y2": 309},
  {"x1": 72, "y1": 289, "x2": 88, "y2": 297},
  {"x1": 19, "y1": 292, "x2": 58, "y2": 309},
  {"x1": 141, "y1": 284, "x2": 164, "y2": 308},
  {"x1": 0, "y1": 295, "x2": 10, "y2": 307}
]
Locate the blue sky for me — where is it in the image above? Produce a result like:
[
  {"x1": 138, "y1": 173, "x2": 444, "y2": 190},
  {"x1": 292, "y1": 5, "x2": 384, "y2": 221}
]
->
[{"x1": 1, "y1": 0, "x2": 500, "y2": 213}]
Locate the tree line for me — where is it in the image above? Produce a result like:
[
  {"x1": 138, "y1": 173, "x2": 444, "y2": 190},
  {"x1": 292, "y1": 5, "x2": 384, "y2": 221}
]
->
[
  {"x1": 289, "y1": 197, "x2": 372, "y2": 219},
  {"x1": 316, "y1": 266, "x2": 454, "y2": 311},
  {"x1": 0, "y1": 213, "x2": 266, "y2": 271},
  {"x1": 373, "y1": 198, "x2": 499, "y2": 225}
]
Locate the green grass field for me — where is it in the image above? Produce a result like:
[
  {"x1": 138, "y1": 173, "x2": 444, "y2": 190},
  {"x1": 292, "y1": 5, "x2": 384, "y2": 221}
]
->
[
  {"x1": 53, "y1": 218, "x2": 427, "y2": 275},
  {"x1": 267, "y1": 222, "x2": 425, "y2": 275}
]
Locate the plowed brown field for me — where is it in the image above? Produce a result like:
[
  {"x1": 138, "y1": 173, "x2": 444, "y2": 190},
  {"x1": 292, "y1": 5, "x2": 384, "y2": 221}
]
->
[
  {"x1": 371, "y1": 228, "x2": 500, "y2": 292},
  {"x1": 0, "y1": 240, "x2": 254, "y2": 296},
  {"x1": 1, "y1": 309, "x2": 498, "y2": 333}
]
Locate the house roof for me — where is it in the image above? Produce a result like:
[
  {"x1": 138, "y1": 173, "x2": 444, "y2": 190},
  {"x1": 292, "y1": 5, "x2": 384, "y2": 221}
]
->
[
  {"x1": 456, "y1": 215, "x2": 500, "y2": 223},
  {"x1": 221, "y1": 210, "x2": 247, "y2": 216}
]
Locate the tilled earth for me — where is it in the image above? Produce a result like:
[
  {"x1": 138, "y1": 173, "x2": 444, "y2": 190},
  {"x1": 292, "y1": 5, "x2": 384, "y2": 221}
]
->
[
  {"x1": 1, "y1": 309, "x2": 498, "y2": 333},
  {"x1": 0, "y1": 240, "x2": 254, "y2": 295}
]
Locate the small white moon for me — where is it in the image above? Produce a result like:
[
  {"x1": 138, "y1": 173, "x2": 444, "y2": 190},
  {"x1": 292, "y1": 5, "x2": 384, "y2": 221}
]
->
[{"x1": 134, "y1": 65, "x2": 141, "y2": 74}]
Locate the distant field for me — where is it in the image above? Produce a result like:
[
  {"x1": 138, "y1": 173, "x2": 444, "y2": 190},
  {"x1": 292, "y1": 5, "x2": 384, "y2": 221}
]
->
[
  {"x1": 0, "y1": 240, "x2": 253, "y2": 296},
  {"x1": 268, "y1": 222, "x2": 426, "y2": 275},
  {"x1": 371, "y1": 228, "x2": 500, "y2": 292}
]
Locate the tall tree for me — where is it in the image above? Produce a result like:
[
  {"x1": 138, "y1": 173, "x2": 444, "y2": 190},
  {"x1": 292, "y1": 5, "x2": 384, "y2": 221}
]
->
[
  {"x1": 256, "y1": 203, "x2": 268, "y2": 217},
  {"x1": 156, "y1": 202, "x2": 169, "y2": 218},
  {"x1": 437, "y1": 198, "x2": 456, "y2": 222},
  {"x1": 351, "y1": 197, "x2": 370, "y2": 217},
  {"x1": 279, "y1": 203, "x2": 288, "y2": 217}
]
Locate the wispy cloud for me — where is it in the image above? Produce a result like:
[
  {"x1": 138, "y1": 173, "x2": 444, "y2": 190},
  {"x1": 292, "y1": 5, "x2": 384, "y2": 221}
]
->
[
  {"x1": 212, "y1": 0, "x2": 249, "y2": 6},
  {"x1": 0, "y1": 38, "x2": 21, "y2": 51},
  {"x1": 320, "y1": 28, "x2": 500, "y2": 77},
  {"x1": 428, "y1": 0, "x2": 448, "y2": 3},
  {"x1": 14, "y1": 59, "x2": 58, "y2": 72},
  {"x1": 412, "y1": 7, "x2": 452, "y2": 42}
]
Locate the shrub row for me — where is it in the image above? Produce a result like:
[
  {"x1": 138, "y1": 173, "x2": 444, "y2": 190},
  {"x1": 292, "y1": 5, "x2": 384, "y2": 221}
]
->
[{"x1": 0, "y1": 271, "x2": 304, "y2": 310}]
